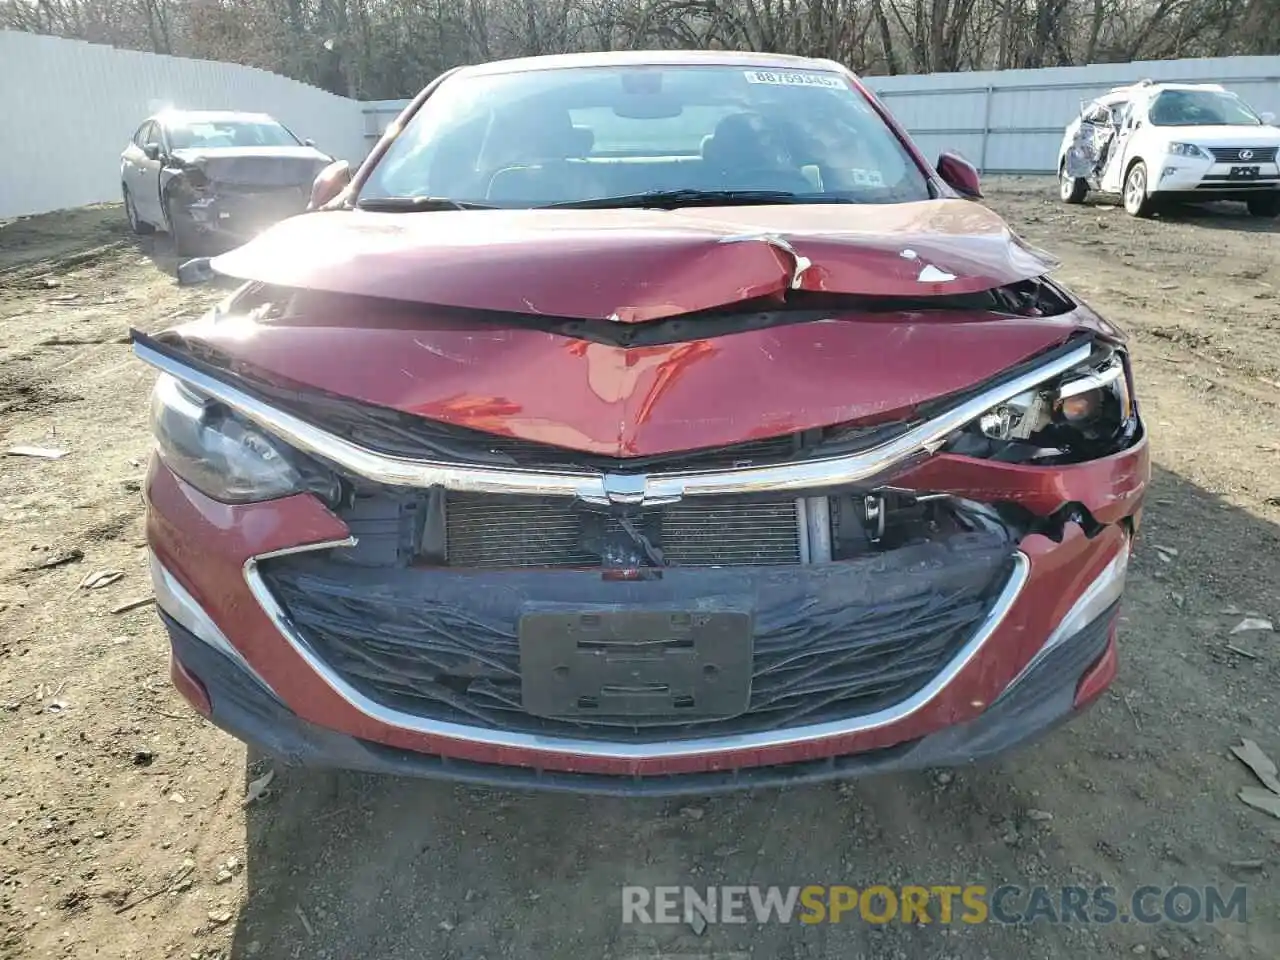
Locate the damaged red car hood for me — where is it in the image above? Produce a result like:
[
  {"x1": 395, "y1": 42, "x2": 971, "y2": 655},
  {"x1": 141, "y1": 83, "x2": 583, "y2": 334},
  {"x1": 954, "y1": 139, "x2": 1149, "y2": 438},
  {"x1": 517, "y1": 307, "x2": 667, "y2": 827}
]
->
[
  {"x1": 210, "y1": 199, "x2": 1059, "y2": 322},
  {"x1": 172, "y1": 199, "x2": 1112, "y2": 458}
]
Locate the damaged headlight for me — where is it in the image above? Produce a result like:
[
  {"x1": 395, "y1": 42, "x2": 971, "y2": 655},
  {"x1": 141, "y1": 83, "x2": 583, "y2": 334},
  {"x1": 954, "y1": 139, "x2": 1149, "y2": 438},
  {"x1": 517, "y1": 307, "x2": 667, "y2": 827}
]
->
[
  {"x1": 150, "y1": 373, "x2": 339, "y2": 503},
  {"x1": 949, "y1": 344, "x2": 1139, "y2": 464}
]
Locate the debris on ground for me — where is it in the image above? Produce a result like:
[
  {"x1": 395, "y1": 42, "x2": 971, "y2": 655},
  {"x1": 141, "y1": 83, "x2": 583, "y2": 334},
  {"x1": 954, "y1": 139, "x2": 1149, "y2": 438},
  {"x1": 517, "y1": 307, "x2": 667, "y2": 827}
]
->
[
  {"x1": 295, "y1": 905, "x2": 315, "y2": 937},
  {"x1": 110, "y1": 595, "x2": 154, "y2": 614},
  {"x1": 243, "y1": 768, "x2": 275, "y2": 807},
  {"x1": 6, "y1": 445, "x2": 68, "y2": 459},
  {"x1": 23, "y1": 547, "x2": 84, "y2": 570},
  {"x1": 1239, "y1": 788, "x2": 1280, "y2": 819},
  {"x1": 1231, "y1": 738, "x2": 1280, "y2": 794},
  {"x1": 213, "y1": 855, "x2": 242, "y2": 884},
  {"x1": 1228, "y1": 858, "x2": 1265, "y2": 870},
  {"x1": 79, "y1": 568, "x2": 124, "y2": 590},
  {"x1": 1234, "y1": 738, "x2": 1280, "y2": 819},
  {"x1": 1231, "y1": 617, "x2": 1275, "y2": 634}
]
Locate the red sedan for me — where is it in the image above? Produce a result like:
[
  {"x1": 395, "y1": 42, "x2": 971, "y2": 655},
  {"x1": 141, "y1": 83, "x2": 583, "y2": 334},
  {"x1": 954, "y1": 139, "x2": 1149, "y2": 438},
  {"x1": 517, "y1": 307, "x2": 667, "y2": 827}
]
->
[{"x1": 131, "y1": 50, "x2": 1148, "y2": 794}]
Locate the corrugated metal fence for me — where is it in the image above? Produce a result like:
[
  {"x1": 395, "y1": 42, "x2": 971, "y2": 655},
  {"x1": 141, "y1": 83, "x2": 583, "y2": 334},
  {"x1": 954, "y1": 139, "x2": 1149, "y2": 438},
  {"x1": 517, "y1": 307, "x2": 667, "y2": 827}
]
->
[
  {"x1": 0, "y1": 30, "x2": 367, "y2": 219},
  {"x1": 362, "y1": 55, "x2": 1280, "y2": 176}
]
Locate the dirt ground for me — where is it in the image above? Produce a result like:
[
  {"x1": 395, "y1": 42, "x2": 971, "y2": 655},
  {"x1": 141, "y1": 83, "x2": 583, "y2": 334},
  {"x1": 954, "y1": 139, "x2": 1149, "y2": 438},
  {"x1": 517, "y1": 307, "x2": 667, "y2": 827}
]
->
[{"x1": 2, "y1": 178, "x2": 1279, "y2": 960}]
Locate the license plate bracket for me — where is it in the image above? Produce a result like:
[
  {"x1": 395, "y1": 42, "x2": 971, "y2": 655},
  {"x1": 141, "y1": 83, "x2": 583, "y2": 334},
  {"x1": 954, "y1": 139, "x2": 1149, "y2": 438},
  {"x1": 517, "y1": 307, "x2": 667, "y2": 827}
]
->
[
  {"x1": 519, "y1": 604, "x2": 754, "y2": 721},
  {"x1": 1229, "y1": 165, "x2": 1261, "y2": 179}
]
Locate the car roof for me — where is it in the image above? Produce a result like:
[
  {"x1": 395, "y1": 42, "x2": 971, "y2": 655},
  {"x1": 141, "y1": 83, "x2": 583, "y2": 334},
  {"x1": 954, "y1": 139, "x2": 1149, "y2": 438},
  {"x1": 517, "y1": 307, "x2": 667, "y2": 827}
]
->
[
  {"x1": 1105, "y1": 80, "x2": 1227, "y2": 97},
  {"x1": 150, "y1": 110, "x2": 280, "y2": 126},
  {"x1": 453, "y1": 49, "x2": 851, "y2": 79}
]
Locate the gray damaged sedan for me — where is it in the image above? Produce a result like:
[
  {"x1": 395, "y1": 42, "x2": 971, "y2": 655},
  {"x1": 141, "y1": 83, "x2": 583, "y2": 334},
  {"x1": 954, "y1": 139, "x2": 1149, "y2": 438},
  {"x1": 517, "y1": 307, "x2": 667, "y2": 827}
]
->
[{"x1": 120, "y1": 110, "x2": 333, "y2": 256}]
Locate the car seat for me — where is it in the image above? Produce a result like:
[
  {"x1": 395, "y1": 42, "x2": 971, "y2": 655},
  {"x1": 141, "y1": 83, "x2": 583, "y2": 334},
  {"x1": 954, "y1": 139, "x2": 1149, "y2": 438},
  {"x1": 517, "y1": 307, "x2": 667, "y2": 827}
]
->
[
  {"x1": 699, "y1": 113, "x2": 814, "y2": 193},
  {"x1": 484, "y1": 112, "x2": 604, "y2": 204}
]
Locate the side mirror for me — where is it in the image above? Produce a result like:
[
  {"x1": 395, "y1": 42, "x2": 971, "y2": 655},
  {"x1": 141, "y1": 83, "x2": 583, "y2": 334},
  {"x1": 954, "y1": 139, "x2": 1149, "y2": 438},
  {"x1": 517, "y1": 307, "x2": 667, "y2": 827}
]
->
[
  {"x1": 308, "y1": 159, "x2": 352, "y2": 210},
  {"x1": 936, "y1": 152, "x2": 983, "y2": 200},
  {"x1": 143, "y1": 142, "x2": 162, "y2": 162},
  {"x1": 1261, "y1": 111, "x2": 1276, "y2": 126},
  {"x1": 303, "y1": 138, "x2": 316, "y2": 147}
]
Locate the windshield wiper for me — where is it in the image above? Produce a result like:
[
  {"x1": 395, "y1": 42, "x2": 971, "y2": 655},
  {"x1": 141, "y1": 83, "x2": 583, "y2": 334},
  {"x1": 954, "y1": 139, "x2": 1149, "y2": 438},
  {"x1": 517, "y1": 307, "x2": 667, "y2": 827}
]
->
[
  {"x1": 542, "y1": 189, "x2": 856, "y2": 210},
  {"x1": 355, "y1": 196, "x2": 497, "y2": 212}
]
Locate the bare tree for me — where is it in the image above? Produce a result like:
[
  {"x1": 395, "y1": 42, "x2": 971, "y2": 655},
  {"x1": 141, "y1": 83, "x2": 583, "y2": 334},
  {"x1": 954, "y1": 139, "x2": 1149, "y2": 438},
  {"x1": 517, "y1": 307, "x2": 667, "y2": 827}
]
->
[{"x1": 2, "y1": 0, "x2": 1276, "y2": 97}]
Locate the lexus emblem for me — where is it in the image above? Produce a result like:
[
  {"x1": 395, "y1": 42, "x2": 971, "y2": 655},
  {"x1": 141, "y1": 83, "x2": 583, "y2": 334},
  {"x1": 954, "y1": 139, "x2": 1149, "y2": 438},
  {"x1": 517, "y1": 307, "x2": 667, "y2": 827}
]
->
[{"x1": 1240, "y1": 149, "x2": 1255, "y2": 160}]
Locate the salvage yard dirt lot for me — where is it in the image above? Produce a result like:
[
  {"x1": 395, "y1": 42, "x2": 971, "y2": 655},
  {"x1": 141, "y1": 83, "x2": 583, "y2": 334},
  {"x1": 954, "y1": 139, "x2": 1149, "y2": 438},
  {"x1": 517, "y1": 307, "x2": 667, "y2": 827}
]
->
[{"x1": 2, "y1": 177, "x2": 1279, "y2": 960}]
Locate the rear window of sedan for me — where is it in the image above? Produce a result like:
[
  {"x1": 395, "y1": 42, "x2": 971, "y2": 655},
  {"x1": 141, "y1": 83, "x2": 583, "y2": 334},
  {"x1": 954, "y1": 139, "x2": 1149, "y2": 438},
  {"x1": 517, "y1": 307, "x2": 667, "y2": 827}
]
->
[{"x1": 360, "y1": 64, "x2": 931, "y2": 207}]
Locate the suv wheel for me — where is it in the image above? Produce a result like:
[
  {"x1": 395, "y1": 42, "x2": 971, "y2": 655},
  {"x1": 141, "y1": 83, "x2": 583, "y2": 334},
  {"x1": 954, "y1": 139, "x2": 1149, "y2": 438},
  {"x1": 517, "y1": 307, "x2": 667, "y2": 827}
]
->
[
  {"x1": 1123, "y1": 162, "x2": 1156, "y2": 218},
  {"x1": 1059, "y1": 167, "x2": 1088, "y2": 204},
  {"x1": 1247, "y1": 193, "x2": 1280, "y2": 218}
]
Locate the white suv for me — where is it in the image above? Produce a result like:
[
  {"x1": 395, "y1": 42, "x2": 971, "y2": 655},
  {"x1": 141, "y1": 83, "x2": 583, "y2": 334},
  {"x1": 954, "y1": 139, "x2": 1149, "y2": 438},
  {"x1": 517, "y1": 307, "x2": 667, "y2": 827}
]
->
[{"x1": 1057, "y1": 80, "x2": 1280, "y2": 218}]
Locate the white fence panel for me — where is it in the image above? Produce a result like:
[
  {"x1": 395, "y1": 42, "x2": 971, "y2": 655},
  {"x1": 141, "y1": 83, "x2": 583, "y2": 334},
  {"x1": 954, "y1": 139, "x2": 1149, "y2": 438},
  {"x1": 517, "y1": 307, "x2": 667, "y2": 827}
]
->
[{"x1": 0, "y1": 31, "x2": 368, "y2": 219}]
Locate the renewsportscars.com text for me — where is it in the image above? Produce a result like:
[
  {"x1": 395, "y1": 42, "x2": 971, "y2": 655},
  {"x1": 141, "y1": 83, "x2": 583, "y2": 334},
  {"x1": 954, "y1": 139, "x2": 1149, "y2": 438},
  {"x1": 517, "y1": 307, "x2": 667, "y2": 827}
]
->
[{"x1": 621, "y1": 884, "x2": 1247, "y2": 926}]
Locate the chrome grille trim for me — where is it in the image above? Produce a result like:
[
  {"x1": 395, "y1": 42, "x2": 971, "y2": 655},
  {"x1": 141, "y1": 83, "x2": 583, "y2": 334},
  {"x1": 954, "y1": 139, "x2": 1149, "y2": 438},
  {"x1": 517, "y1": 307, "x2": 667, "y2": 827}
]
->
[
  {"x1": 1208, "y1": 146, "x2": 1279, "y2": 164},
  {"x1": 241, "y1": 541, "x2": 1032, "y2": 759},
  {"x1": 135, "y1": 340, "x2": 1092, "y2": 499}
]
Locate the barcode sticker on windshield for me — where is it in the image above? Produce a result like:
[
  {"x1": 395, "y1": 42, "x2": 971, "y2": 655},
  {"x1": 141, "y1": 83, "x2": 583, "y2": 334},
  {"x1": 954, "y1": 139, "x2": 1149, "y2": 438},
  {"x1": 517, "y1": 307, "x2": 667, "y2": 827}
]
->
[{"x1": 744, "y1": 70, "x2": 844, "y2": 88}]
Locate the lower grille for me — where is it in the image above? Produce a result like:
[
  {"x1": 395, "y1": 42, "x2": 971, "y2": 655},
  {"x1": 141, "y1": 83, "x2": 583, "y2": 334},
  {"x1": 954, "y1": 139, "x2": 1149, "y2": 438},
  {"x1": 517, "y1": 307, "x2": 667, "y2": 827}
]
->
[
  {"x1": 1209, "y1": 146, "x2": 1278, "y2": 163},
  {"x1": 445, "y1": 493, "x2": 802, "y2": 568},
  {"x1": 258, "y1": 534, "x2": 1015, "y2": 742},
  {"x1": 213, "y1": 185, "x2": 308, "y2": 229}
]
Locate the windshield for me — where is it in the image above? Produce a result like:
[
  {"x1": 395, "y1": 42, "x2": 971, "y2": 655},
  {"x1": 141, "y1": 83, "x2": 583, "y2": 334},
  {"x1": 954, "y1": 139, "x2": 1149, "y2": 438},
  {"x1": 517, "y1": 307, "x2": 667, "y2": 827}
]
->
[
  {"x1": 1148, "y1": 90, "x2": 1262, "y2": 127},
  {"x1": 168, "y1": 119, "x2": 301, "y2": 149},
  {"x1": 359, "y1": 65, "x2": 931, "y2": 207}
]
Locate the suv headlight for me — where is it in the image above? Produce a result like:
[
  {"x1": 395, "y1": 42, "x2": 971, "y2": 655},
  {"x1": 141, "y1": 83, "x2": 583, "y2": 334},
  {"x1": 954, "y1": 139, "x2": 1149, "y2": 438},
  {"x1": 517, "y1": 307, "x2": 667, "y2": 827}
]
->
[
  {"x1": 1167, "y1": 142, "x2": 1209, "y2": 159},
  {"x1": 948, "y1": 344, "x2": 1139, "y2": 464},
  {"x1": 151, "y1": 373, "x2": 339, "y2": 504}
]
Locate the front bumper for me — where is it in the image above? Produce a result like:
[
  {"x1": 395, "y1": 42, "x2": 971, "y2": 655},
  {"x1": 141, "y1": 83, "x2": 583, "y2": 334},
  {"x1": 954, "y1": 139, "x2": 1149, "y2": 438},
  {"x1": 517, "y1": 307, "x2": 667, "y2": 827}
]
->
[
  {"x1": 180, "y1": 186, "x2": 309, "y2": 241},
  {"x1": 1153, "y1": 154, "x2": 1280, "y2": 195},
  {"x1": 144, "y1": 429, "x2": 1145, "y2": 784},
  {"x1": 159, "y1": 601, "x2": 1117, "y2": 796}
]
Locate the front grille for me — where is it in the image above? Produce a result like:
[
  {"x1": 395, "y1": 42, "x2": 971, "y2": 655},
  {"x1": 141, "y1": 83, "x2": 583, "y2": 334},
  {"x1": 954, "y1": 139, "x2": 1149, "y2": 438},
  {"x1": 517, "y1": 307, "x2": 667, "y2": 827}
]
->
[
  {"x1": 1209, "y1": 146, "x2": 1279, "y2": 163},
  {"x1": 205, "y1": 157, "x2": 323, "y2": 186},
  {"x1": 215, "y1": 185, "x2": 309, "y2": 227},
  {"x1": 445, "y1": 493, "x2": 802, "y2": 568},
  {"x1": 259, "y1": 536, "x2": 1014, "y2": 742}
]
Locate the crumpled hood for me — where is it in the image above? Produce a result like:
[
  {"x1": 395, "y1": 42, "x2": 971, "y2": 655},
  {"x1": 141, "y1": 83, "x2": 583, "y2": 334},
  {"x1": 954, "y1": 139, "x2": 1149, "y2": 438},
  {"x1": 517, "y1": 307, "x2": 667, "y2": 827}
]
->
[
  {"x1": 172, "y1": 145, "x2": 331, "y2": 188},
  {"x1": 210, "y1": 199, "x2": 1060, "y2": 322}
]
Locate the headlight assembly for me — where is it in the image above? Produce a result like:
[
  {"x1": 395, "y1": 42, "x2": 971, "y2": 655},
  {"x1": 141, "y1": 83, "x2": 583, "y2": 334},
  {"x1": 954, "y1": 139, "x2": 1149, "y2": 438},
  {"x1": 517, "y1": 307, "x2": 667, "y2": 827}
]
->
[
  {"x1": 1166, "y1": 142, "x2": 1210, "y2": 159},
  {"x1": 947, "y1": 344, "x2": 1139, "y2": 464},
  {"x1": 151, "y1": 373, "x2": 339, "y2": 504}
]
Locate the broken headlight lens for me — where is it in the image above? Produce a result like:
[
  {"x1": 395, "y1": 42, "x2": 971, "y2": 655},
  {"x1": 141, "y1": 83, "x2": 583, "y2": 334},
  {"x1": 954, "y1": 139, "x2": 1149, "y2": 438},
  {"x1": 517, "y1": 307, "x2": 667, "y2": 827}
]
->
[
  {"x1": 949, "y1": 345, "x2": 1138, "y2": 464},
  {"x1": 150, "y1": 373, "x2": 337, "y2": 503}
]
